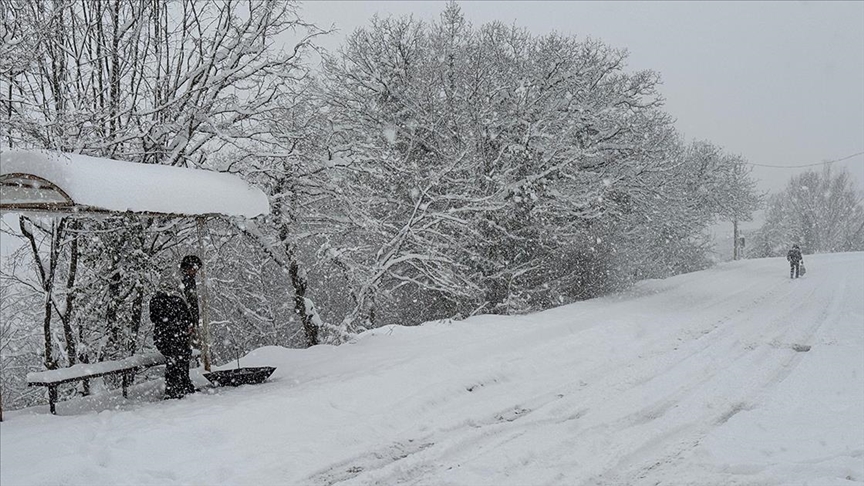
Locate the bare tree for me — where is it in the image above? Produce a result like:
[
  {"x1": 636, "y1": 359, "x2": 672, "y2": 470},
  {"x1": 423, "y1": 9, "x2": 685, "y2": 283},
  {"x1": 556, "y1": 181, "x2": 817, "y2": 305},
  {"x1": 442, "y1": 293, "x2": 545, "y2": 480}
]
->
[
  {"x1": 0, "y1": 0, "x2": 324, "y2": 406},
  {"x1": 753, "y1": 167, "x2": 864, "y2": 255}
]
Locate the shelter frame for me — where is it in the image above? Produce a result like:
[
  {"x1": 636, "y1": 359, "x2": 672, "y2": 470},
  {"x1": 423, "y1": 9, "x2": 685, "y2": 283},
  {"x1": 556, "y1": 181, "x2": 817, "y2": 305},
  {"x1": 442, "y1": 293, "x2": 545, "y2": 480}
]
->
[{"x1": 0, "y1": 150, "x2": 270, "y2": 419}]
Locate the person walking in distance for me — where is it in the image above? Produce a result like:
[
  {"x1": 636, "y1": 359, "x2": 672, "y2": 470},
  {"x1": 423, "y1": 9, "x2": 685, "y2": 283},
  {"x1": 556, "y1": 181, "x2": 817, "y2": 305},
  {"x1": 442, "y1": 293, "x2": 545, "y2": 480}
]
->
[{"x1": 787, "y1": 244, "x2": 803, "y2": 279}]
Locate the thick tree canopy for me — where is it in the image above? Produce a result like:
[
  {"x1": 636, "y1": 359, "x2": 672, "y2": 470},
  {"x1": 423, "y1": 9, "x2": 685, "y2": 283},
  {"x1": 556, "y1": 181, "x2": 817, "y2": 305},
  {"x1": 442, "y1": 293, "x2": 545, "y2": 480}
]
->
[
  {"x1": 1, "y1": 1, "x2": 764, "y2": 411},
  {"x1": 314, "y1": 4, "x2": 762, "y2": 330}
]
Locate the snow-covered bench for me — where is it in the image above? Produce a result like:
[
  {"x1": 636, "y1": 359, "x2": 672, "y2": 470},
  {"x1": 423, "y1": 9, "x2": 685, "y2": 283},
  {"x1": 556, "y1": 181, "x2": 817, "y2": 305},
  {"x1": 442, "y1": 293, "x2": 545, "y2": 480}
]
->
[{"x1": 27, "y1": 351, "x2": 199, "y2": 415}]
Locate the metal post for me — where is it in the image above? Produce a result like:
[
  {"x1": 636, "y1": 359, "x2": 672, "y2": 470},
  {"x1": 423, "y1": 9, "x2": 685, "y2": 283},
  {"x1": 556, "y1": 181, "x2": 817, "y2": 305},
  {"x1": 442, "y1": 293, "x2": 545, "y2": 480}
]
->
[
  {"x1": 733, "y1": 218, "x2": 739, "y2": 261},
  {"x1": 48, "y1": 385, "x2": 57, "y2": 415},
  {"x1": 196, "y1": 217, "x2": 212, "y2": 371},
  {"x1": 122, "y1": 372, "x2": 130, "y2": 398}
]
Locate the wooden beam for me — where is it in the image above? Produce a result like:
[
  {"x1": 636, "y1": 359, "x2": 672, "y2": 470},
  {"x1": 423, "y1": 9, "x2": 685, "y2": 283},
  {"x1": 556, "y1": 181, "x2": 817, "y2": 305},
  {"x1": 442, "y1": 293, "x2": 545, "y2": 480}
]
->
[{"x1": 196, "y1": 217, "x2": 213, "y2": 372}]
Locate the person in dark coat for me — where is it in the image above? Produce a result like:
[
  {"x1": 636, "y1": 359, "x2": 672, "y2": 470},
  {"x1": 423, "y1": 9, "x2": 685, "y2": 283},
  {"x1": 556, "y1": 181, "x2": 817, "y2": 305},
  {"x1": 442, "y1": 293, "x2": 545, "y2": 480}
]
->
[
  {"x1": 149, "y1": 292, "x2": 196, "y2": 399},
  {"x1": 787, "y1": 244, "x2": 803, "y2": 279}
]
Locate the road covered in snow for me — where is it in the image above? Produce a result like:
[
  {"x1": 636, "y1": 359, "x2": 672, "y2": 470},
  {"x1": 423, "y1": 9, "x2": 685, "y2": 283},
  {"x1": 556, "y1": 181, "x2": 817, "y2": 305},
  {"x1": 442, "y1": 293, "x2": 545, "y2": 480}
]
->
[{"x1": 2, "y1": 253, "x2": 862, "y2": 486}]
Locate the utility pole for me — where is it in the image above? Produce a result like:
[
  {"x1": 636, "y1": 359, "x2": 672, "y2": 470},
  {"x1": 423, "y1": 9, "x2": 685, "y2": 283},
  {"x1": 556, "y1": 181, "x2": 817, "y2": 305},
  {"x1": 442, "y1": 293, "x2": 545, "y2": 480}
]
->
[{"x1": 733, "y1": 218, "x2": 739, "y2": 260}]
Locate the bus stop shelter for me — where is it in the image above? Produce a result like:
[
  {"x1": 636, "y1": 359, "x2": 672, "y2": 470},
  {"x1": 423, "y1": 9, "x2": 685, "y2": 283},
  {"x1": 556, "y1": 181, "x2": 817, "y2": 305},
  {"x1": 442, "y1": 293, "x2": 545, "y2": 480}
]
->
[{"x1": 0, "y1": 149, "x2": 270, "y2": 416}]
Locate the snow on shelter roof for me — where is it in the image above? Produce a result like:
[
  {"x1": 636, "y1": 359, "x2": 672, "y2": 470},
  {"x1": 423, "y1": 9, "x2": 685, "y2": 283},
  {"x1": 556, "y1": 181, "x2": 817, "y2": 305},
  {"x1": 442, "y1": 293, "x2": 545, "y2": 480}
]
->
[{"x1": 0, "y1": 149, "x2": 269, "y2": 218}]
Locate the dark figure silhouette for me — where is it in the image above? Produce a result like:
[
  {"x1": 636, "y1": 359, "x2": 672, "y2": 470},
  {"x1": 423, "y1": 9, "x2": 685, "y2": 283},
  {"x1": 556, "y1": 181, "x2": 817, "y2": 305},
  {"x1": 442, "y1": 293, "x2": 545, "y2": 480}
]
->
[
  {"x1": 787, "y1": 244, "x2": 803, "y2": 279},
  {"x1": 150, "y1": 292, "x2": 195, "y2": 399}
]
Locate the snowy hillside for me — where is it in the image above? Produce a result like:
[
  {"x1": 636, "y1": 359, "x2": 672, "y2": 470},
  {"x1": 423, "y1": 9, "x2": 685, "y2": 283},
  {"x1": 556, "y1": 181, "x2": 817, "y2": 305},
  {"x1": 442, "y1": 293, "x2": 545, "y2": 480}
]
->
[{"x1": 2, "y1": 253, "x2": 862, "y2": 486}]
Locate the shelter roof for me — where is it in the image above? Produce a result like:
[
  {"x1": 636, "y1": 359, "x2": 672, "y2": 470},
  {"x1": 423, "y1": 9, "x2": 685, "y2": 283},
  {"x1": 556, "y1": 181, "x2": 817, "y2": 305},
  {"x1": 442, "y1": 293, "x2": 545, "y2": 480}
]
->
[{"x1": 0, "y1": 150, "x2": 269, "y2": 218}]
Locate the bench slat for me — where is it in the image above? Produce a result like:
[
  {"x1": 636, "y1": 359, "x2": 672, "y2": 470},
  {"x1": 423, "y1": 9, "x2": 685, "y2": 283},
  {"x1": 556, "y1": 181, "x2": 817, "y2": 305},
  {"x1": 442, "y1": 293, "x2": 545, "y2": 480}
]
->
[
  {"x1": 27, "y1": 350, "x2": 202, "y2": 415},
  {"x1": 26, "y1": 352, "x2": 167, "y2": 385},
  {"x1": 28, "y1": 368, "x2": 136, "y2": 387}
]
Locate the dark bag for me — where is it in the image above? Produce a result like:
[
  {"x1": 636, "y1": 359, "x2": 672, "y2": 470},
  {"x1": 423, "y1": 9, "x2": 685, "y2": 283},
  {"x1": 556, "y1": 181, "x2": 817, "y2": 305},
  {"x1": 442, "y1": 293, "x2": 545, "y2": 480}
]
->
[
  {"x1": 149, "y1": 292, "x2": 191, "y2": 355},
  {"x1": 799, "y1": 263, "x2": 806, "y2": 276}
]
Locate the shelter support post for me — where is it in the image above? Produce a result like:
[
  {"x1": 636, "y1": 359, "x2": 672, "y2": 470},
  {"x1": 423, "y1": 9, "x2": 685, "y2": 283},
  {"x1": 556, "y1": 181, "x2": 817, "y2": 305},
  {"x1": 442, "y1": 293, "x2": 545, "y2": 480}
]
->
[
  {"x1": 48, "y1": 385, "x2": 58, "y2": 415},
  {"x1": 121, "y1": 371, "x2": 131, "y2": 398},
  {"x1": 196, "y1": 217, "x2": 213, "y2": 371}
]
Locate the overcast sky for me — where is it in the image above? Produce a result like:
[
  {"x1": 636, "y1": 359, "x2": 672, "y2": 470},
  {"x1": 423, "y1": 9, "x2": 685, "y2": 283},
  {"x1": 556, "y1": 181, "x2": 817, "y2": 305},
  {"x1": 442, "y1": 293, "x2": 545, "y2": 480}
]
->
[{"x1": 299, "y1": 1, "x2": 864, "y2": 196}]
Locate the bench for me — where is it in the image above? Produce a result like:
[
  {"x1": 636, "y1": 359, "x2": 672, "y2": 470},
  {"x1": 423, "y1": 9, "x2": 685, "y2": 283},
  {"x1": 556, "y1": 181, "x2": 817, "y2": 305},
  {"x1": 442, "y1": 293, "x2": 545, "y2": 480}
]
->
[{"x1": 27, "y1": 351, "x2": 200, "y2": 415}]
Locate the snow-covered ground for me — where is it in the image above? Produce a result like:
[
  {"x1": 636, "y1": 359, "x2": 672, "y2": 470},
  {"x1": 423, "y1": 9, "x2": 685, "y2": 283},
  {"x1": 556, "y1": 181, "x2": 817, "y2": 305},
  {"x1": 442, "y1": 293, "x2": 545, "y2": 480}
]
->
[{"x1": 2, "y1": 253, "x2": 862, "y2": 486}]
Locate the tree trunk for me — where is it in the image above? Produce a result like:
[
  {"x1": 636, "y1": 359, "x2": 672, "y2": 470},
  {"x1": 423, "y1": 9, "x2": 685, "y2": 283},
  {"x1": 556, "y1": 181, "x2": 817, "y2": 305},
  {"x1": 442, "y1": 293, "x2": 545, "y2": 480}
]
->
[
  {"x1": 127, "y1": 286, "x2": 144, "y2": 355},
  {"x1": 281, "y1": 224, "x2": 318, "y2": 347},
  {"x1": 19, "y1": 217, "x2": 64, "y2": 370},
  {"x1": 103, "y1": 251, "x2": 123, "y2": 359},
  {"x1": 60, "y1": 223, "x2": 79, "y2": 365},
  {"x1": 41, "y1": 296, "x2": 56, "y2": 370}
]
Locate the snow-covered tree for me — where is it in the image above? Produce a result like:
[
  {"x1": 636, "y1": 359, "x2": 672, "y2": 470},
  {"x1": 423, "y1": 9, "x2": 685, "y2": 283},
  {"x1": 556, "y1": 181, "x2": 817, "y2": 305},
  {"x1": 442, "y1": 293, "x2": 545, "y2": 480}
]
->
[
  {"x1": 752, "y1": 167, "x2": 864, "y2": 256},
  {"x1": 0, "y1": 237, "x2": 45, "y2": 409},
  {"x1": 315, "y1": 3, "x2": 761, "y2": 330},
  {"x1": 0, "y1": 0, "x2": 323, "y2": 404},
  {"x1": 0, "y1": 0, "x2": 767, "y2": 411}
]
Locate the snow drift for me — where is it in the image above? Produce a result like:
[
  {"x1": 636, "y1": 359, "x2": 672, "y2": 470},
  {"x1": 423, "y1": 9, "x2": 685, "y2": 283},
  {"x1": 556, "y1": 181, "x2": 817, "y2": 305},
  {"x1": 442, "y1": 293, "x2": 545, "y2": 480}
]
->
[{"x1": 1, "y1": 252, "x2": 862, "y2": 485}]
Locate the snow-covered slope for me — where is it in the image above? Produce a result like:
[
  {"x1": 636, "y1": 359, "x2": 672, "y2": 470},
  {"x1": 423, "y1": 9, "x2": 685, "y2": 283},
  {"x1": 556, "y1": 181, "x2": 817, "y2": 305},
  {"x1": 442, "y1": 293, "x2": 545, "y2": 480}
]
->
[{"x1": 2, "y1": 253, "x2": 862, "y2": 486}]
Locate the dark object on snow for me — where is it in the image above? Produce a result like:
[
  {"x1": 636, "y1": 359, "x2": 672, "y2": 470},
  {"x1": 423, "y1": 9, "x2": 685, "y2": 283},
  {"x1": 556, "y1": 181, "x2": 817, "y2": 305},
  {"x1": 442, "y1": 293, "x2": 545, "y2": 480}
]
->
[
  {"x1": 149, "y1": 291, "x2": 196, "y2": 399},
  {"x1": 787, "y1": 244, "x2": 803, "y2": 279},
  {"x1": 203, "y1": 367, "x2": 276, "y2": 387},
  {"x1": 799, "y1": 263, "x2": 806, "y2": 276},
  {"x1": 150, "y1": 292, "x2": 192, "y2": 356},
  {"x1": 181, "y1": 255, "x2": 203, "y2": 272}
]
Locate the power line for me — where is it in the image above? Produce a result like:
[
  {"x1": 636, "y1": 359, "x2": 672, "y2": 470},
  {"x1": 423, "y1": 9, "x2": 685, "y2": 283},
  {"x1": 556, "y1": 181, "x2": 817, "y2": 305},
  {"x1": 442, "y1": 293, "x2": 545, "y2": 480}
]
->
[{"x1": 746, "y1": 151, "x2": 864, "y2": 169}]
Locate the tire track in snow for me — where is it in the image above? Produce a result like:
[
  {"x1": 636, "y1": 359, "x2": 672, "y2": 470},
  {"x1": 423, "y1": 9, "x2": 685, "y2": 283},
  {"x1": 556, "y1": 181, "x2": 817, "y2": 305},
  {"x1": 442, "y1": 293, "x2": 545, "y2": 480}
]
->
[
  {"x1": 389, "y1": 272, "x2": 835, "y2": 485},
  {"x1": 305, "y1": 278, "x2": 792, "y2": 486},
  {"x1": 301, "y1": 258, "x2": 855, "y2": 486},
  {"x1": 592, "y1": 262, "x2": 854, "y2": 485}
]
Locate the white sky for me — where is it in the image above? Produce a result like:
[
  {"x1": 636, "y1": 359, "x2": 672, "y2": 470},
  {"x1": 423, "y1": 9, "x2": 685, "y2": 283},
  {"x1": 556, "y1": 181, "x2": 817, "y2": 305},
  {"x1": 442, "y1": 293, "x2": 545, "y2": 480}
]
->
[{"x1": 298, "y1": 0, "x2": 864, "y2": 195}]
